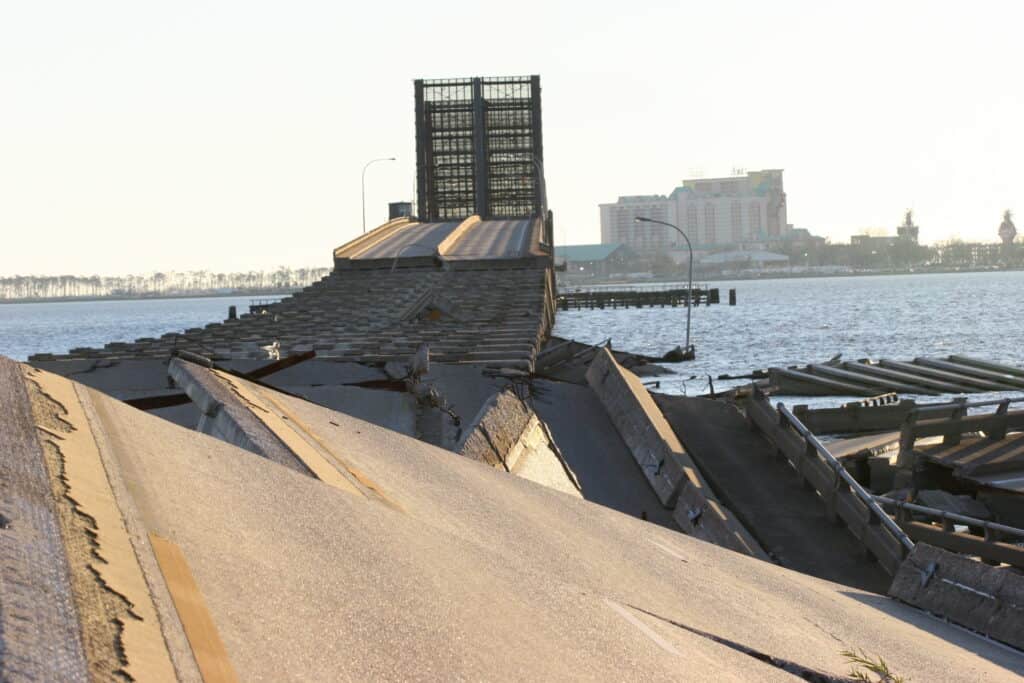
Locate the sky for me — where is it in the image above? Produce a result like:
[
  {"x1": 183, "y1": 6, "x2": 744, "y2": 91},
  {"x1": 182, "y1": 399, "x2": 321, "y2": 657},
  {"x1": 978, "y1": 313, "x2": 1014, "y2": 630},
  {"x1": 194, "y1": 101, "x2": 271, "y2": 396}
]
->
[{"x1": 1, "y1": 1, "x2": 1021, "y2": 275}]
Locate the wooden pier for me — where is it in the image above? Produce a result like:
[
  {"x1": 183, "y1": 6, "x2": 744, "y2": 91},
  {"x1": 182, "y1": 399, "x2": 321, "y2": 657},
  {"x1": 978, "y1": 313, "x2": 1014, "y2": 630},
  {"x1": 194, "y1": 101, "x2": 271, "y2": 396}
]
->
[{"x1": 557, "y1": 286, "x2": 732, "y2": 311}]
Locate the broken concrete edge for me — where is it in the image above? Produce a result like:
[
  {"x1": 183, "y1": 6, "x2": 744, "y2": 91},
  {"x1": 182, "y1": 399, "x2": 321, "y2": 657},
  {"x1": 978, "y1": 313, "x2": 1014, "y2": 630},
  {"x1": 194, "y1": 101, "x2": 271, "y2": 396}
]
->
[
  {"x1": 2, "y1": 360, "x2": 201, "y2": 681},
  {"x1": 168, "y1": 358, "x2": 314, "y2": 477},
  {"x1": 457, "y1": 388, "x2": 528, "y2": 469},
  {"x1": 535, "y1": 336, "x2": 673, "y2": 381},
  {"x1": 333, "y1": 216, "x2": 415, "y2": 261},
  {"x1": 457, "y1": 386, "x2": 582, "y2": 493},
  {"x1": 585, "y1": 348, "x2": 768, "y2": 561},
  {"x1": 889, "y1": 543, "x2": 1024, "y2": 651}
]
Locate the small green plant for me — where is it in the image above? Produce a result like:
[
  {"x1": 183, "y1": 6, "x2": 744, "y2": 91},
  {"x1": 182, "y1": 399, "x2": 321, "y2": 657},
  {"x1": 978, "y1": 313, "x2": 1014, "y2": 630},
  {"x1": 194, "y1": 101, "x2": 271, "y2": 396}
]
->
[{"x1": 840, "y1": 648, "x2": 906, "y2": 683}]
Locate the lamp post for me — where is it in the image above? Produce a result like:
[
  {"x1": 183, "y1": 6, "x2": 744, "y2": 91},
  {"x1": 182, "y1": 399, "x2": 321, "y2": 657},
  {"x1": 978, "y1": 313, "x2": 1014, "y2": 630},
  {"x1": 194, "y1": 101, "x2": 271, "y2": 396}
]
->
[
  {"x1": 362, "y1": 157, "x2": 396, "y2": 233},
  {"x1": 635, "y1": 216, "x2": 695, "y2": 360}
]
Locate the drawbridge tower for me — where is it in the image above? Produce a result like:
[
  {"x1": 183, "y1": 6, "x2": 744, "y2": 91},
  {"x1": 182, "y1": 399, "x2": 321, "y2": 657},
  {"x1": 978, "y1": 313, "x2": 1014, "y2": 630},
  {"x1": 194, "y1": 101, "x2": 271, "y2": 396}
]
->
[{"x1": 414, "y1": 76, "x2": 545, "y2": 222}]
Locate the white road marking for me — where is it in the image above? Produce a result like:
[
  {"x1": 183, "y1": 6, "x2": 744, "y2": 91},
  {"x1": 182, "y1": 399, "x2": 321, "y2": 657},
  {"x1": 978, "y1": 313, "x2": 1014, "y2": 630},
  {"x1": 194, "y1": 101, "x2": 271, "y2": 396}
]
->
[{"x1": 603, "y1": 599, "x2": 680, "y2": 656}]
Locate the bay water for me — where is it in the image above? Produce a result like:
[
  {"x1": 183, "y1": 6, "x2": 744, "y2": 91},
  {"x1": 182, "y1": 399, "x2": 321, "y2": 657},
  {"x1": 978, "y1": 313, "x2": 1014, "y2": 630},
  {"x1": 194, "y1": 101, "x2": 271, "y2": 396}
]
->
[{"x1": 2, "y1": 271, "x2": 1021, "y2": 404}]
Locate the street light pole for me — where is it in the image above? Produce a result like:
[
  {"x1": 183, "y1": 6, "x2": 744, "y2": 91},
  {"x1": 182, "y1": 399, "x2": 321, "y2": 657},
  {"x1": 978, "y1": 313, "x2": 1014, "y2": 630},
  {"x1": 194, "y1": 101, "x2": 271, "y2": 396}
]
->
[
  {"x1": 361, "y1": 157, "x2": 396, "y2": 234},
  {"x1": 635, "y1": 216, "x2": 695, "y2": 360}
]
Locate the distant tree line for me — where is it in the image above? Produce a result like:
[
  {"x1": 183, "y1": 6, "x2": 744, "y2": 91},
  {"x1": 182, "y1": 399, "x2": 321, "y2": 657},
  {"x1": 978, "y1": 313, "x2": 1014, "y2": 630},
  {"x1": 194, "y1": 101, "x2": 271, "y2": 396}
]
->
[
  {"x1": 0, "y1": 266, "x2": 333, "y2": 301},
  {"x1": 776, "y1": 239, "x2": 1024, "y2": 270}
]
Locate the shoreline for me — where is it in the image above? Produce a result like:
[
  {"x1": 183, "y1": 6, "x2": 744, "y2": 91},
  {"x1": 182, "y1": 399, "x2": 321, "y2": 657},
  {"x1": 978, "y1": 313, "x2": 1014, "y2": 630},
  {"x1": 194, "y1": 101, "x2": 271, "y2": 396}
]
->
[
  {"x1": 3, "y1": 265, "x2": 1022, "y2": 304},
  {"x1": 0, "y1": 288, "x2": 300, "y2": 305},
  {"x1": 560, "y1": 264, "x2": 1024, "y2": 287}
]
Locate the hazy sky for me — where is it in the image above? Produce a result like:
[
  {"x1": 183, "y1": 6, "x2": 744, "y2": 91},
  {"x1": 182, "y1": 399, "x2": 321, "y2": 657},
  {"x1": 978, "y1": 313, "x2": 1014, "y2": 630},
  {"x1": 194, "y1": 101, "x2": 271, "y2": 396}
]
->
[{"x1": 1, "y1": 1, "x2": 1021, "y2": 275}]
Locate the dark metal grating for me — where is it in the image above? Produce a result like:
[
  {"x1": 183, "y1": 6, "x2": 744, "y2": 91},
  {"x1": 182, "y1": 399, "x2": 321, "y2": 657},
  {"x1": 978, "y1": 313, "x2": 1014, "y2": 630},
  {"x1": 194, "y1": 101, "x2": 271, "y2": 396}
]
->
[{"x1": 415, "y1": 76, "x2": 543, "y2": 221}]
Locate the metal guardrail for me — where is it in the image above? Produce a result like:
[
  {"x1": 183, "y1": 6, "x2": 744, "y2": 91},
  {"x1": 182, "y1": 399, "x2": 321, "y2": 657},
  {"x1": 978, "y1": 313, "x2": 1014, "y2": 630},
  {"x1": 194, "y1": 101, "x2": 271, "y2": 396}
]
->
[
  {"x1": 874, "y1": 496, "x2": 1024, "y2": 540},
  {"x1": 912, "y1": 395, "x2": 1024, "y2": 414},
  {"x1": 777, "y1": 404, "x2": 916, "y2": 553}
]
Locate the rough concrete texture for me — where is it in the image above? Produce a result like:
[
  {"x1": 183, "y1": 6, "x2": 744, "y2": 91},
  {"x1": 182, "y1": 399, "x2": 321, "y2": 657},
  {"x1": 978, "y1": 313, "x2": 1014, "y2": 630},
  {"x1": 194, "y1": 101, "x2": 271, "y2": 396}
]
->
[
  {"x1": 458, "y1": 386, "x2": 581, "y2": 497},
  {"x1": 256, "y1": 359, "x2": 386, "y2": 386},
  {"x1": 536, "y1": 337, "x2": 671, "y2": 385},
  {"x1": 507, "y1": 415, "x2": 583, "y2": 498},
  {"x1": 413, "y1": 363, "x2": 510, "y2": 429},
  {"x1": 585, "y1": 348, "x2": 693, "y2": 506},
  {"x1": 654, "y1": 393, "x2": 891, "y2": 595},
  {"x1": 168, "y1": 358, "x2": 312, "y2": 476},
  {"x1": 890, "y1": 543, "x2": 1024, "y2": 649},
  {"x1": 673, "y1": 485, "x2": 767, "y2": 560},
  {"x1": 0, "y1": 358, "x2": 91, "y2": 681},
  {"x1": 280, "y1": 385, "x2": 418, "y2": 437},
  {"x1": 22, "y1": 366, "x2": 179, "y2": 681},
  {"x1": 586, "y1": 349, "x2": 767, "y2": 560},
  {"x1": 533, "y1": 379, "x2": 677, "y2": 529},
  {"x1": 2, "y1": 360, "x2": 1023, "y2": 680},
  {"x1": 458, "y1": 387, "x2": 534, "y2": 467},
  {"x1": 31, "y1": 358, "x2": 174, "y2": 394}
]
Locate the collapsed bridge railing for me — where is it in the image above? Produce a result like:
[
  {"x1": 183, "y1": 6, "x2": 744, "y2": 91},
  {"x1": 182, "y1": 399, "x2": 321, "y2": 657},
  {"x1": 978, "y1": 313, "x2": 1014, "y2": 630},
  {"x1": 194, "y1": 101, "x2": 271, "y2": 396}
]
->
[
  {"x1": 746, "y1": 386, "x2": 913, "y2": 575},
  {"x1": 876, "y1": 496, "x2": 1024, "y2": 569}
]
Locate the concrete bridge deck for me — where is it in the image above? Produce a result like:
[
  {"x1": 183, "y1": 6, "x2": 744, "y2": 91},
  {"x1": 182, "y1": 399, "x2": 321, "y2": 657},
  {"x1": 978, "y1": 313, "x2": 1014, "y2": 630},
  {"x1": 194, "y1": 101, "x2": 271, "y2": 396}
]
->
[
  {"x1": 654, "y1": 394, "x2": 892, "y2": 594},
  {"x1": 3, "y1": 356, "x2": 1020, "y2": 681}
]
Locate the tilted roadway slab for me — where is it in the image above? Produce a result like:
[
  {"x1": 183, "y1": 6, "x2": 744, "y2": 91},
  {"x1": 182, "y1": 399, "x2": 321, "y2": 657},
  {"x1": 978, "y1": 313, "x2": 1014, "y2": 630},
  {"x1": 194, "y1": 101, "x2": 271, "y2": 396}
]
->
[
  {"x1": 444, "y1": 218, "x2": 539, "y2": 260},
  {"x1": 653, "y1": 393, "x2": 893, "y2": 595},
  {"x1": 3, "y1": 356, "x2": 1021, "y2": 680},
  {"x1": 354, "y1": 220, "x2": 461, "y2": 260},
  {"x1": 532, "y1": 378, "x2": 677, "y2": 530}
]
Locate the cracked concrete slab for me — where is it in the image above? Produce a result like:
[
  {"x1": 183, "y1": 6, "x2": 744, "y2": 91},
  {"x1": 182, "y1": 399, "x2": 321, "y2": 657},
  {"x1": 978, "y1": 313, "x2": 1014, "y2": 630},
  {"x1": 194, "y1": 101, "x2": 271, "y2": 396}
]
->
[{"x1": 2, "y1": 357, "x2": 1022, "y2": 681}]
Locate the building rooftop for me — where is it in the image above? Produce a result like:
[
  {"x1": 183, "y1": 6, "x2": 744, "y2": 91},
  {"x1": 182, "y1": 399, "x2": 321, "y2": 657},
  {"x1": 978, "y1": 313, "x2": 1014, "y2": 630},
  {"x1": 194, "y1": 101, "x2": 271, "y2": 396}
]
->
[{"x1": 555, "y1": 243, "x2": 629, "y2": 262}]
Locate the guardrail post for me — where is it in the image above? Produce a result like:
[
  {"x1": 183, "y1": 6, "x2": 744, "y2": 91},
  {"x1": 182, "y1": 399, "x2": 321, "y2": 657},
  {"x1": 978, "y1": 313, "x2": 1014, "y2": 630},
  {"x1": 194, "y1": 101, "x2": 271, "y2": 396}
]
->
[
  {"x1": 824, "y1": 470, "x2": 843, "y2": 523},
  {"x1": 943, "y1": 397, "x2": 968, "y2": 446},
  {"x1": 987, "y1": 399, "x2": 1010, "y2": 441},
  {"x1": 896, "y1": 409, "x2": 918, "y2": 468},
  {"x1": 800, "y1": 437, "x2": 816, "y2": 490}
]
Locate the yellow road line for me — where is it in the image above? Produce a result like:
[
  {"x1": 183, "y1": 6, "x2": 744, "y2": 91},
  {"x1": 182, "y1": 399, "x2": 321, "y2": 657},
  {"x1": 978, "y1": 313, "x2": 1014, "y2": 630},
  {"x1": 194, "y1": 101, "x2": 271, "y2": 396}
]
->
[
  {"x1": 213, "y1": 370, "x2": 363, "y2": 496},
  {"x1": 150, "y1": 534, "x2": 239, "y2": 683},
  {"x1": 250, "y1": 382, "x2": 403, "y2": 512}
]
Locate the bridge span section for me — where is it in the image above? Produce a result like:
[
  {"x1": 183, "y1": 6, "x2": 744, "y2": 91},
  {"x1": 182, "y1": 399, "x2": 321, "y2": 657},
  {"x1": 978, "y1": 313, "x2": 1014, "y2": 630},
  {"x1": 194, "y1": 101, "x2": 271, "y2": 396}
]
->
[{"x1": 33, "y1": 215, "x2": 556, "y2": 373}]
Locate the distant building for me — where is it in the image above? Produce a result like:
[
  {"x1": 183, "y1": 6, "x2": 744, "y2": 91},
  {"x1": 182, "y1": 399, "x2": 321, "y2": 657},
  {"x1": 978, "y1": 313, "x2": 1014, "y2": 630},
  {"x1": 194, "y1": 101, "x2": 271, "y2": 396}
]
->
[
  {"x1": 850, "y1": 234, "x2": 900, "y2": 250},
  {"x1": 853, "y1": 211, "x2": 922, "y2": 250},
  {"x1": 897, "y1": 210, "x2": 919, "y2": 243},
  {"x1": 999, "y1": 210, "x2": 1016, "y2": 245},
  {"x1": 697, "y1": 250, "x2": 789, "y2": 269},
  {"x1": 599, "y1": 170, "x2": 789, "y2": 252},
  {"x1": 598, "y1": 196, "x2": 674, "y2": 252},
  {"x1": 555, "y1": 243, "x2": 635, "y2": 278}
]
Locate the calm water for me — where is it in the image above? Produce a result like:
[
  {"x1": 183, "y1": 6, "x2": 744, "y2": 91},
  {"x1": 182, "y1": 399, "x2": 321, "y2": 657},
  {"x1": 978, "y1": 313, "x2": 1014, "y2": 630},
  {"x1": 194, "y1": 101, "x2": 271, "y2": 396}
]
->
[
  {"x1": 0, "y1": 296, "x2": 253, "y2": 362},
  {"x1": 2, "y1": 272, "x2": 1021, "y2": 404},
  {"x1": 556, "y1": 271, "x2": 1024, "y2": 401}
]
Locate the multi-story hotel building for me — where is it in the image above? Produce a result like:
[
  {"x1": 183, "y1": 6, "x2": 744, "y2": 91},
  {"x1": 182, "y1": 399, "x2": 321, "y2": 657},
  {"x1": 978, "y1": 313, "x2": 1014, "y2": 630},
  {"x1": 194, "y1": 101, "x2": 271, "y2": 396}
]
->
[{"x1": 599, "y1": 170, "x2": 789, "y2": 252}]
